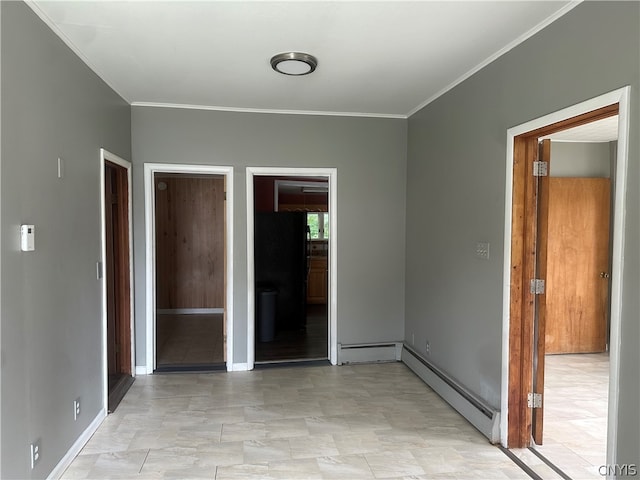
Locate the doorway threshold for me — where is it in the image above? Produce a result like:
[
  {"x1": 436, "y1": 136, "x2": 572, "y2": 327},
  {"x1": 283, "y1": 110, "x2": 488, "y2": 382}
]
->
[{"x1": 154, "y1": 363, "x2": 227, "y2": 373}]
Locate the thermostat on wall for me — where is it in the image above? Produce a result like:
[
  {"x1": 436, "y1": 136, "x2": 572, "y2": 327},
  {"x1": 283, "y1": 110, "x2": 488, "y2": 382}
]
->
[{"x1": 20, "y1": 225, "x2": 35, "y2": 251}]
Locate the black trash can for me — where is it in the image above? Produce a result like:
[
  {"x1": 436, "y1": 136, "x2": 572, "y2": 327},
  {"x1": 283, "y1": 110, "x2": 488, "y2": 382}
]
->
[{"x1": 257, "y1": 287, "x2": 277, "y2": 342}]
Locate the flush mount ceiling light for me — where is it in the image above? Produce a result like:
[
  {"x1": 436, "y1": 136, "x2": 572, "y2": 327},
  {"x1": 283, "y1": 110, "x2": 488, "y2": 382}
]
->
[{"x1": 270, "y1": 52, "x2": 318, "y2": 76}]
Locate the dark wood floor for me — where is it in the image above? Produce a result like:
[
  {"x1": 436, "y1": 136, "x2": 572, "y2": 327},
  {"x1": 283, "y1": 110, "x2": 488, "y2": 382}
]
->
[
  {"x1": 255, "y1": 304, "x2": 328, "y2": 363},
  {"x1": 155, "y1": 304, "x2": 328, "y2": 370},
  {"x1": 156, "y1": 314, "x2": 224, "y2": 368}
]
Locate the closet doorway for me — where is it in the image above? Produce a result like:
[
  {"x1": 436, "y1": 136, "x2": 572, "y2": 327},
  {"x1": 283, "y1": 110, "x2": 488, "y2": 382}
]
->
[{"x1": 144, "y1": 164, "x2": 234, "y2": 372}]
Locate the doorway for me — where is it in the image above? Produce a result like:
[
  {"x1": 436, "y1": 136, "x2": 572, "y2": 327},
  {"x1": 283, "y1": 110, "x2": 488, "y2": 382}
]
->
[
  {"x1": 502, "y1": 88, "x2": 630, "y2": 474},
  {"x1": 144, "y1": 164, "x2": 234, "y2": 373},
  {"x1": 246, "y1": 167, "x2": 338, "y2": 369},
  {"x1": 100, "y1": 150, "x2": 134, "y2": 413},
  {"x1": 154, "y1": 174, "x2": 226, "y2": 370},
  {"x1": 253, "y1": 177, "x2": 329, "y2": 363}
]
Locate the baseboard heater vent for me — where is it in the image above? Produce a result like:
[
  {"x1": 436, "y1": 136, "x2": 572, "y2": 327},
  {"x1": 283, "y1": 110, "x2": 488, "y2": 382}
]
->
[
  {"x1": 402, "y1": 344, "x2": 500, "y2": 444},
  {"x1": 338, "y1": 342, "x2": 403, "y2": 365}
]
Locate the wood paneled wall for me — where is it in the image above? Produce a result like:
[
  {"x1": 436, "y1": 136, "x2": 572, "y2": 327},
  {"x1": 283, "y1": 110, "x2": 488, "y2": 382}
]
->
[{"x1": 155, "y1": 175, "x2": 225, "y2": 309}]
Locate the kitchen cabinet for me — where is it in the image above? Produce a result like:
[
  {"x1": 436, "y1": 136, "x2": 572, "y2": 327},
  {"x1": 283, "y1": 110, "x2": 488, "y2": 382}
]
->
[{"x1": 307, "y1": 257, "x2": 327, "y2": 304}]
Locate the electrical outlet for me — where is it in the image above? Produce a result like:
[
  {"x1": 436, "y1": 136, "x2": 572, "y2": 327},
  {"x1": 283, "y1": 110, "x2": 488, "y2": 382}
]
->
[
  {"x1": 425, "y1": 341, "x2": 430, "y2": 355},
  {"x1": 412, "y1": 333, "x2": 415, "y2": 345},
  {"x1": 30, "y1": 439, "x2": 41, "y2": 469},
  {"x1": 74, "y1": 398, "x2": 81, "y2": 421}
]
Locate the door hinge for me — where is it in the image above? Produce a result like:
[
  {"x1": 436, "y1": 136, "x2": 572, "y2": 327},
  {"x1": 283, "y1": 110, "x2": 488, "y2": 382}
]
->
[
  {"x1": 530, "y1": 279, "x2": 545, "y2": 295},
  {"x1": 224, "y1": 191, "x2": 227, "y2": 201},
  {"x1": 533, "y1": 161, "x2": 548, "y2": 177},
  {"x1": 528, "y1": 392, "x2": 543, "y2": 408}
]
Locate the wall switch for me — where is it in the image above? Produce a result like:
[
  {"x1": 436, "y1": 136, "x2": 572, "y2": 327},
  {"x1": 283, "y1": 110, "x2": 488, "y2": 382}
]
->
[
  {"x1": 476, "y1": 242, "x2": 490, "y2": 260},
  {"x1": 57, "y1": 157, "x2": 64, "y2": 179},
  {"x1": 30, "y1": 439, "x2": 41, "y2": 469},
  {"x1": 74, "y1": 398, "x2": 81, "y2": 421}
]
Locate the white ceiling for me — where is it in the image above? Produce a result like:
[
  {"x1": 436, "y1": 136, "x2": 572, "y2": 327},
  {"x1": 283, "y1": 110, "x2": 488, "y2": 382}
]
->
[
  {"x1": 28, "y1": 1, "x2": 579, "y2": 118},
  {"x1": 543, "y1": 115, "x2": 619, "y2": 142}
]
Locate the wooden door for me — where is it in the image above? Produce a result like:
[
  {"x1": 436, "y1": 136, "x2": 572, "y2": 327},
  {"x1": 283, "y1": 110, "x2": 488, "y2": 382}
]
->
[
  {"x1": 105, "y1": 162, "x2": 132, "y2": 379},
  {"x1": 544, "y1": 177, "x2": 610, "y2": 354},
  {"x1": 532, "y1": 140, "x2": 551, "y2": 445}
]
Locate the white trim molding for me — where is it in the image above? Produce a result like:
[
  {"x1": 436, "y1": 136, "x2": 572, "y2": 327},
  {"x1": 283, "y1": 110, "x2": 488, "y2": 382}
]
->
[
  {"x1": 47, "y1": 409, "x2": 107, "y2": 479},
  {"x1": 246, "y1": 167, "x2": 338, "y2": 370},
  {"x1": 144, "y1": 163, "x2": 234, "y2": 373},
  {"x1": 501, "y1": 87, "x2": 630, "y2": 467}
]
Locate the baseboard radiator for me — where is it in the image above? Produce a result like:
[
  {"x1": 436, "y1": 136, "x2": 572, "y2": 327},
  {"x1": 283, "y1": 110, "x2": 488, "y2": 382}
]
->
[
  {"x1": 402, "y1": 344, "x2": 500, "y2": 444},
  {"x1": 338, "y1": 342, "x2": 403, "y2": 365}
]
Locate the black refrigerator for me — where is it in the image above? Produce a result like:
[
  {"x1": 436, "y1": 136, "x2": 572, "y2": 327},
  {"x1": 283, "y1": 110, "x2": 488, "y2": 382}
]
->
[{"x1": 255, "y1": 212, "x2": 308, "y2": 335}]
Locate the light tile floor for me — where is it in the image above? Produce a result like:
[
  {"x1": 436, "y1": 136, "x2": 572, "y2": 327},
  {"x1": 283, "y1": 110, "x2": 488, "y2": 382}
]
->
[
  {"x1": 533, "y1": 352, "x2": 609, "y2": 479},
  {"x1": 62, "y1": 363, "x2": 531, "y2": 480}
]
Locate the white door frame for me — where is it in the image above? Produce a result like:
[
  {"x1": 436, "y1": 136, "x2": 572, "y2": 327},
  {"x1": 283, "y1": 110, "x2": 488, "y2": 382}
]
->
[
  {"x1": 144, "y1": 163, "x2": 234, "y2": 372},
  {"x1": 246, "y1": 167, "x2": 338, "y2": 369},
  {"x1": 500, "y1": 86, "x2": 630, "y2": 469},
  {"x1": 100, "y1": 149, "x2": 135, "y2": 412}
]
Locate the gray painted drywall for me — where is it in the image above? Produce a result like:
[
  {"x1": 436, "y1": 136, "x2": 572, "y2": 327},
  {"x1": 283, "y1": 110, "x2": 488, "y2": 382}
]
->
[
  {"x1": 1, "y1": 2, "x2": 131, "y2": 478},
  {"x1": 550, "y1": 141, "x2": 611, "y2": 177},
  {"x1": 405, "y1": 0, "x2": 638, "y2": 466},
  {"x1": 131, "y1": 108, "x2": 407, "y2": 366}
]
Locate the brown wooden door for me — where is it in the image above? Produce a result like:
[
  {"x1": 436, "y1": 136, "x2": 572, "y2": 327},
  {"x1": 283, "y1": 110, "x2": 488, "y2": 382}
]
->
[
  {"x1": 532, "y1": 139, "x2": 551, "y2": 445},
  {"x1": 545, "y1": 177, "x2": 611, "y2": 354},
  {"x1": 105, "y1": 162, "x2": 132, "y2": 379},
  {"x1": 105, "y1": 164, "x2": 119, "y2": 376}
]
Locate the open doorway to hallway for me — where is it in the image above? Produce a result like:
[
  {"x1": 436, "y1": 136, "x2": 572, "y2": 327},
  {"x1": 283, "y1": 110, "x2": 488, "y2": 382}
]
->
[
  {"x1": 253, "y1": 176, "x2": 329, "y2": 363},
  {"x1": 528, "y1": 118, "x2": 617, "y2": 478},
  {"x1": 504, "y1": 87, "x2": 630, "y2": 479}
]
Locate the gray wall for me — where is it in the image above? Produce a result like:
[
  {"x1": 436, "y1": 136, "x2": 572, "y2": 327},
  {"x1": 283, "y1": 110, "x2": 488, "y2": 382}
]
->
[
  {"x1": 0, "y1": 3, "x2": 131, "y2": 478},
  {"x1": 405, "y1": 0, "x2": 638, "y2": 467},
  {"x1": 550, "y1": 141, "x2": 611, "y2": 177},
  {"x1": 131, "y1": 108, "x2": 407, "y2": 365}
]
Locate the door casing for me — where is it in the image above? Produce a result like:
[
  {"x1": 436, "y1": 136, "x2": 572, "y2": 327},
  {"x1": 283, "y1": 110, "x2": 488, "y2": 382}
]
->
[
  {"x1": 246, "y1": 167, "x2": 338, "y2": 369},
  {"x1": 100, "y1": 149, "x2": 134, "y2": 412},
  {"x1": 501, "y1": 87, "x2": 630, "y2": 470},
  {"x1": 144, "y1": 164, "x2": 234, "y2": 372}
]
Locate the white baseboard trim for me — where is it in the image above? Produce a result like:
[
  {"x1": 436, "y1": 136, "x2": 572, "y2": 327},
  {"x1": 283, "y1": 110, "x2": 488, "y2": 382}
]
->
[
  {"x1": 157, "y1": 308, "x2": 224, "y2": 315},
  {"x1": 135, "y1": 365, "x2": 150, "y2": 375},
  {"x1": 229, "y1": 363, "x2": 249, "y2": 371},
  {"x1": 338, "y1": 341, "x2": 403, "y2": 365},
  {"x1": 402, "y1": 344, "x2": 500, "y2": 444},
  {"x1": 47, "y1": 409, "x2": 107, "y2": 479}
]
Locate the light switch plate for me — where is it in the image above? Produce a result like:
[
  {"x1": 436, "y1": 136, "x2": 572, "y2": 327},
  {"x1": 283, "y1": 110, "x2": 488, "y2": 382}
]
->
[{"x1": 476, "y1": 242, "x2": 490, "y2": 260}]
